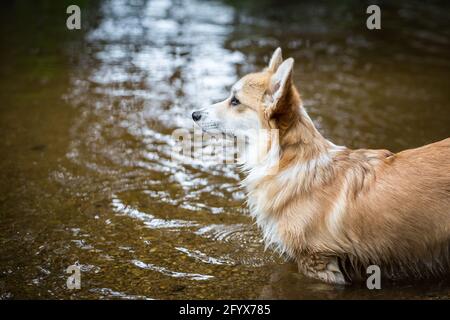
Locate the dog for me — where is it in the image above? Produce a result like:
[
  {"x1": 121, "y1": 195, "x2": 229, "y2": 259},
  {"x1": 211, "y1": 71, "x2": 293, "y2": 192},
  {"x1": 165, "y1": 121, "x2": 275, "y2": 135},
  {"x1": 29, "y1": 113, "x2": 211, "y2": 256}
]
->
[{"x1": 192, "y1": 48, "x2": 450, "y2": 284}]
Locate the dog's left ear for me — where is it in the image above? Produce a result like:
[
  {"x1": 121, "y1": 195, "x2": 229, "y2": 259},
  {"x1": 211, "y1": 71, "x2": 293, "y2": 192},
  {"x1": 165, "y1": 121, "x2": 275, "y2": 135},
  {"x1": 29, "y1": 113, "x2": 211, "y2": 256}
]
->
[{"x1": 264, "y1": 58, "x2": 294, "y2": 120}]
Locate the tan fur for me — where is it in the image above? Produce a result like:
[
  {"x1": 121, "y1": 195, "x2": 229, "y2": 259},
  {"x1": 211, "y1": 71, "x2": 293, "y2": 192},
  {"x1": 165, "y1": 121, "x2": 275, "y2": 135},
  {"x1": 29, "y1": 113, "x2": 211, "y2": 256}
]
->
[{"x1": 192, "y1": 48, "x2": 450, "y2": 284}]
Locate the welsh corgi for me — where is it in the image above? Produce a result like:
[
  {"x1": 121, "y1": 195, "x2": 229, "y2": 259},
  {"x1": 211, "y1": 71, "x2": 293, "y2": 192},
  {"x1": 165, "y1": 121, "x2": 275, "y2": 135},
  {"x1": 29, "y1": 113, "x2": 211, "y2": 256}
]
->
[{"x1": 192, "y1": 48, "x2": 450, "y2": 284}]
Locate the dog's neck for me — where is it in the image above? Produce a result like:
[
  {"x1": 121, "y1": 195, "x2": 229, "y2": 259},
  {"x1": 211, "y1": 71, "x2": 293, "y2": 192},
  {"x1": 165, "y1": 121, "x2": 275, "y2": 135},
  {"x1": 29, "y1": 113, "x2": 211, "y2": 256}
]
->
[
  {"x1": 278, "y1": 104, "x2": 334, "y2": 164},
  {"x1": 242, "y1": 102, "x2": 342, "y2": 181}
]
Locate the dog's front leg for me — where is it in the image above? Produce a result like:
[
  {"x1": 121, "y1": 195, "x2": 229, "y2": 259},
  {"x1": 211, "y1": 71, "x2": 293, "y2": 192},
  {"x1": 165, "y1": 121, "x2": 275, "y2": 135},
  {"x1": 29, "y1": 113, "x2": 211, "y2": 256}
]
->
[{"x1": 297, "y1": 254, "x2": 348, "y2": 285}]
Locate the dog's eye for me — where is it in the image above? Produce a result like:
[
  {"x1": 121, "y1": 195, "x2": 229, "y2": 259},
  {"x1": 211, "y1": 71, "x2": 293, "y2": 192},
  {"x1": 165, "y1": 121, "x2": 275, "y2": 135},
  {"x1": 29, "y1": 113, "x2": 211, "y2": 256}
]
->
[{"x1": 230, "y1": 96, "x2": 240, "y2": 106}]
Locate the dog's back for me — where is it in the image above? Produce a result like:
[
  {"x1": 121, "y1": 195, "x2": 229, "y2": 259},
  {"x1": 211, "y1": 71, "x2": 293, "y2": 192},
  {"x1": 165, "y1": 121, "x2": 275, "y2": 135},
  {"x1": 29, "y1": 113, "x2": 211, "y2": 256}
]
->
[{"x1": 339, "y1": 138, "x2": 450, "y2": 281}]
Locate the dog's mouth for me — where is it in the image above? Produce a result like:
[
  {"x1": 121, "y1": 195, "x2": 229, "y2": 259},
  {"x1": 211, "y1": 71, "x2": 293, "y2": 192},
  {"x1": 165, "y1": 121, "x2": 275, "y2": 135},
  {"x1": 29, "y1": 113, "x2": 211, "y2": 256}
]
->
[
  {"x1": 197, "y1": 121, "x2": 220, "y2": 131},
  {"x1": 195, "y1": 121, "x2": 238, "y2": 139},
  {"x1": 193, "y1": 119, "x2": 221, "y2": 133}
]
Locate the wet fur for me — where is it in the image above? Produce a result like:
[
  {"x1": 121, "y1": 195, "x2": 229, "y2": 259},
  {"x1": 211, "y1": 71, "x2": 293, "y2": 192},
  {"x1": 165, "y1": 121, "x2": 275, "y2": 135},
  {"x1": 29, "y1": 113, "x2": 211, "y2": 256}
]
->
[{"x1": 193, "y1": 48, "x2": 450, "y2": 284}]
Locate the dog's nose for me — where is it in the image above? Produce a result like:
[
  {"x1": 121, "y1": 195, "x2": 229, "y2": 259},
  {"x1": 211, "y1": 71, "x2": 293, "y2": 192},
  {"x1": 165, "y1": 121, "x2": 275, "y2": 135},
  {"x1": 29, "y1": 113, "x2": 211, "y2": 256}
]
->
[{"x1": 192, "y1": 111, "x2": 202, "y2": 122}]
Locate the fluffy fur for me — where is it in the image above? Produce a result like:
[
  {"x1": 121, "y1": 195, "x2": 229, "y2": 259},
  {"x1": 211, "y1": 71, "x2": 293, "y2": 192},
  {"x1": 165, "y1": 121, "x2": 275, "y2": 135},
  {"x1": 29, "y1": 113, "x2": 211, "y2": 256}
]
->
[{"x1": 192, "y1": 48, "x2": 450, "y2": 284}]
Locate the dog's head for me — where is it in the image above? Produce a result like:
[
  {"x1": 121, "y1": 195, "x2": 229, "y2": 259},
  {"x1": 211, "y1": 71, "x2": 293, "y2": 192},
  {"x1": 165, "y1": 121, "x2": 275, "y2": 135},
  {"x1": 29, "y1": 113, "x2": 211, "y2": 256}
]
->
[{"x1": 192, "y1": 48, "x2": 300, "y2": 140}]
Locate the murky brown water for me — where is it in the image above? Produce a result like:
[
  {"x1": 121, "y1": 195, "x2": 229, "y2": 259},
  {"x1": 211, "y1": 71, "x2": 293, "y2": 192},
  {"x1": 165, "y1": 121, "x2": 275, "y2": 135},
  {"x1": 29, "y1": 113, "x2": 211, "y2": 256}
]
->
[{"x1": 1, "y1": 0, "x2": 450, "y2": 299}]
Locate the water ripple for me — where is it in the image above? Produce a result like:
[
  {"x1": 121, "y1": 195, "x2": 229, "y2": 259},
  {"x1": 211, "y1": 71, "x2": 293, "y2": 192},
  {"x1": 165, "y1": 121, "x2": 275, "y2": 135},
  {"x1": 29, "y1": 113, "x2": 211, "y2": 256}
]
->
[
  {"x1": 175, "y1": 247, "x2": 234, "y2": 266},
  {"x1": 131, "y1": 259, "x2": 213, "y2": 281},
  {"x1": 111, "y1": 196, "x2": 198, "y2": 229}
]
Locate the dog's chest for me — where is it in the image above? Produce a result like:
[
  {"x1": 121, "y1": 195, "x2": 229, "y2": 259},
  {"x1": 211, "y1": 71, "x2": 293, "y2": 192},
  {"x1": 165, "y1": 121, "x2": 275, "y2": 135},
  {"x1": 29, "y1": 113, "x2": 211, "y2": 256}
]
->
[
  {"x1": 246, "y1": 186, "x2": 309, "y2": 257},
  {"x1": 245, "y1": 174, "x2": 331, "y2": 257}
]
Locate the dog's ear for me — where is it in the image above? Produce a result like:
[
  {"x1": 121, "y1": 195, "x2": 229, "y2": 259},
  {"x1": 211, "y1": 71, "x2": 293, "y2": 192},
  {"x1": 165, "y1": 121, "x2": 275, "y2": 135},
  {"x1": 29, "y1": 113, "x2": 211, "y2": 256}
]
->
[
  {"x1": 267, "y1": 47, "x2": 283, "y2": 72},
  {"x1": 264, "y1": 58, "x2": 294, "y2": 120}
]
